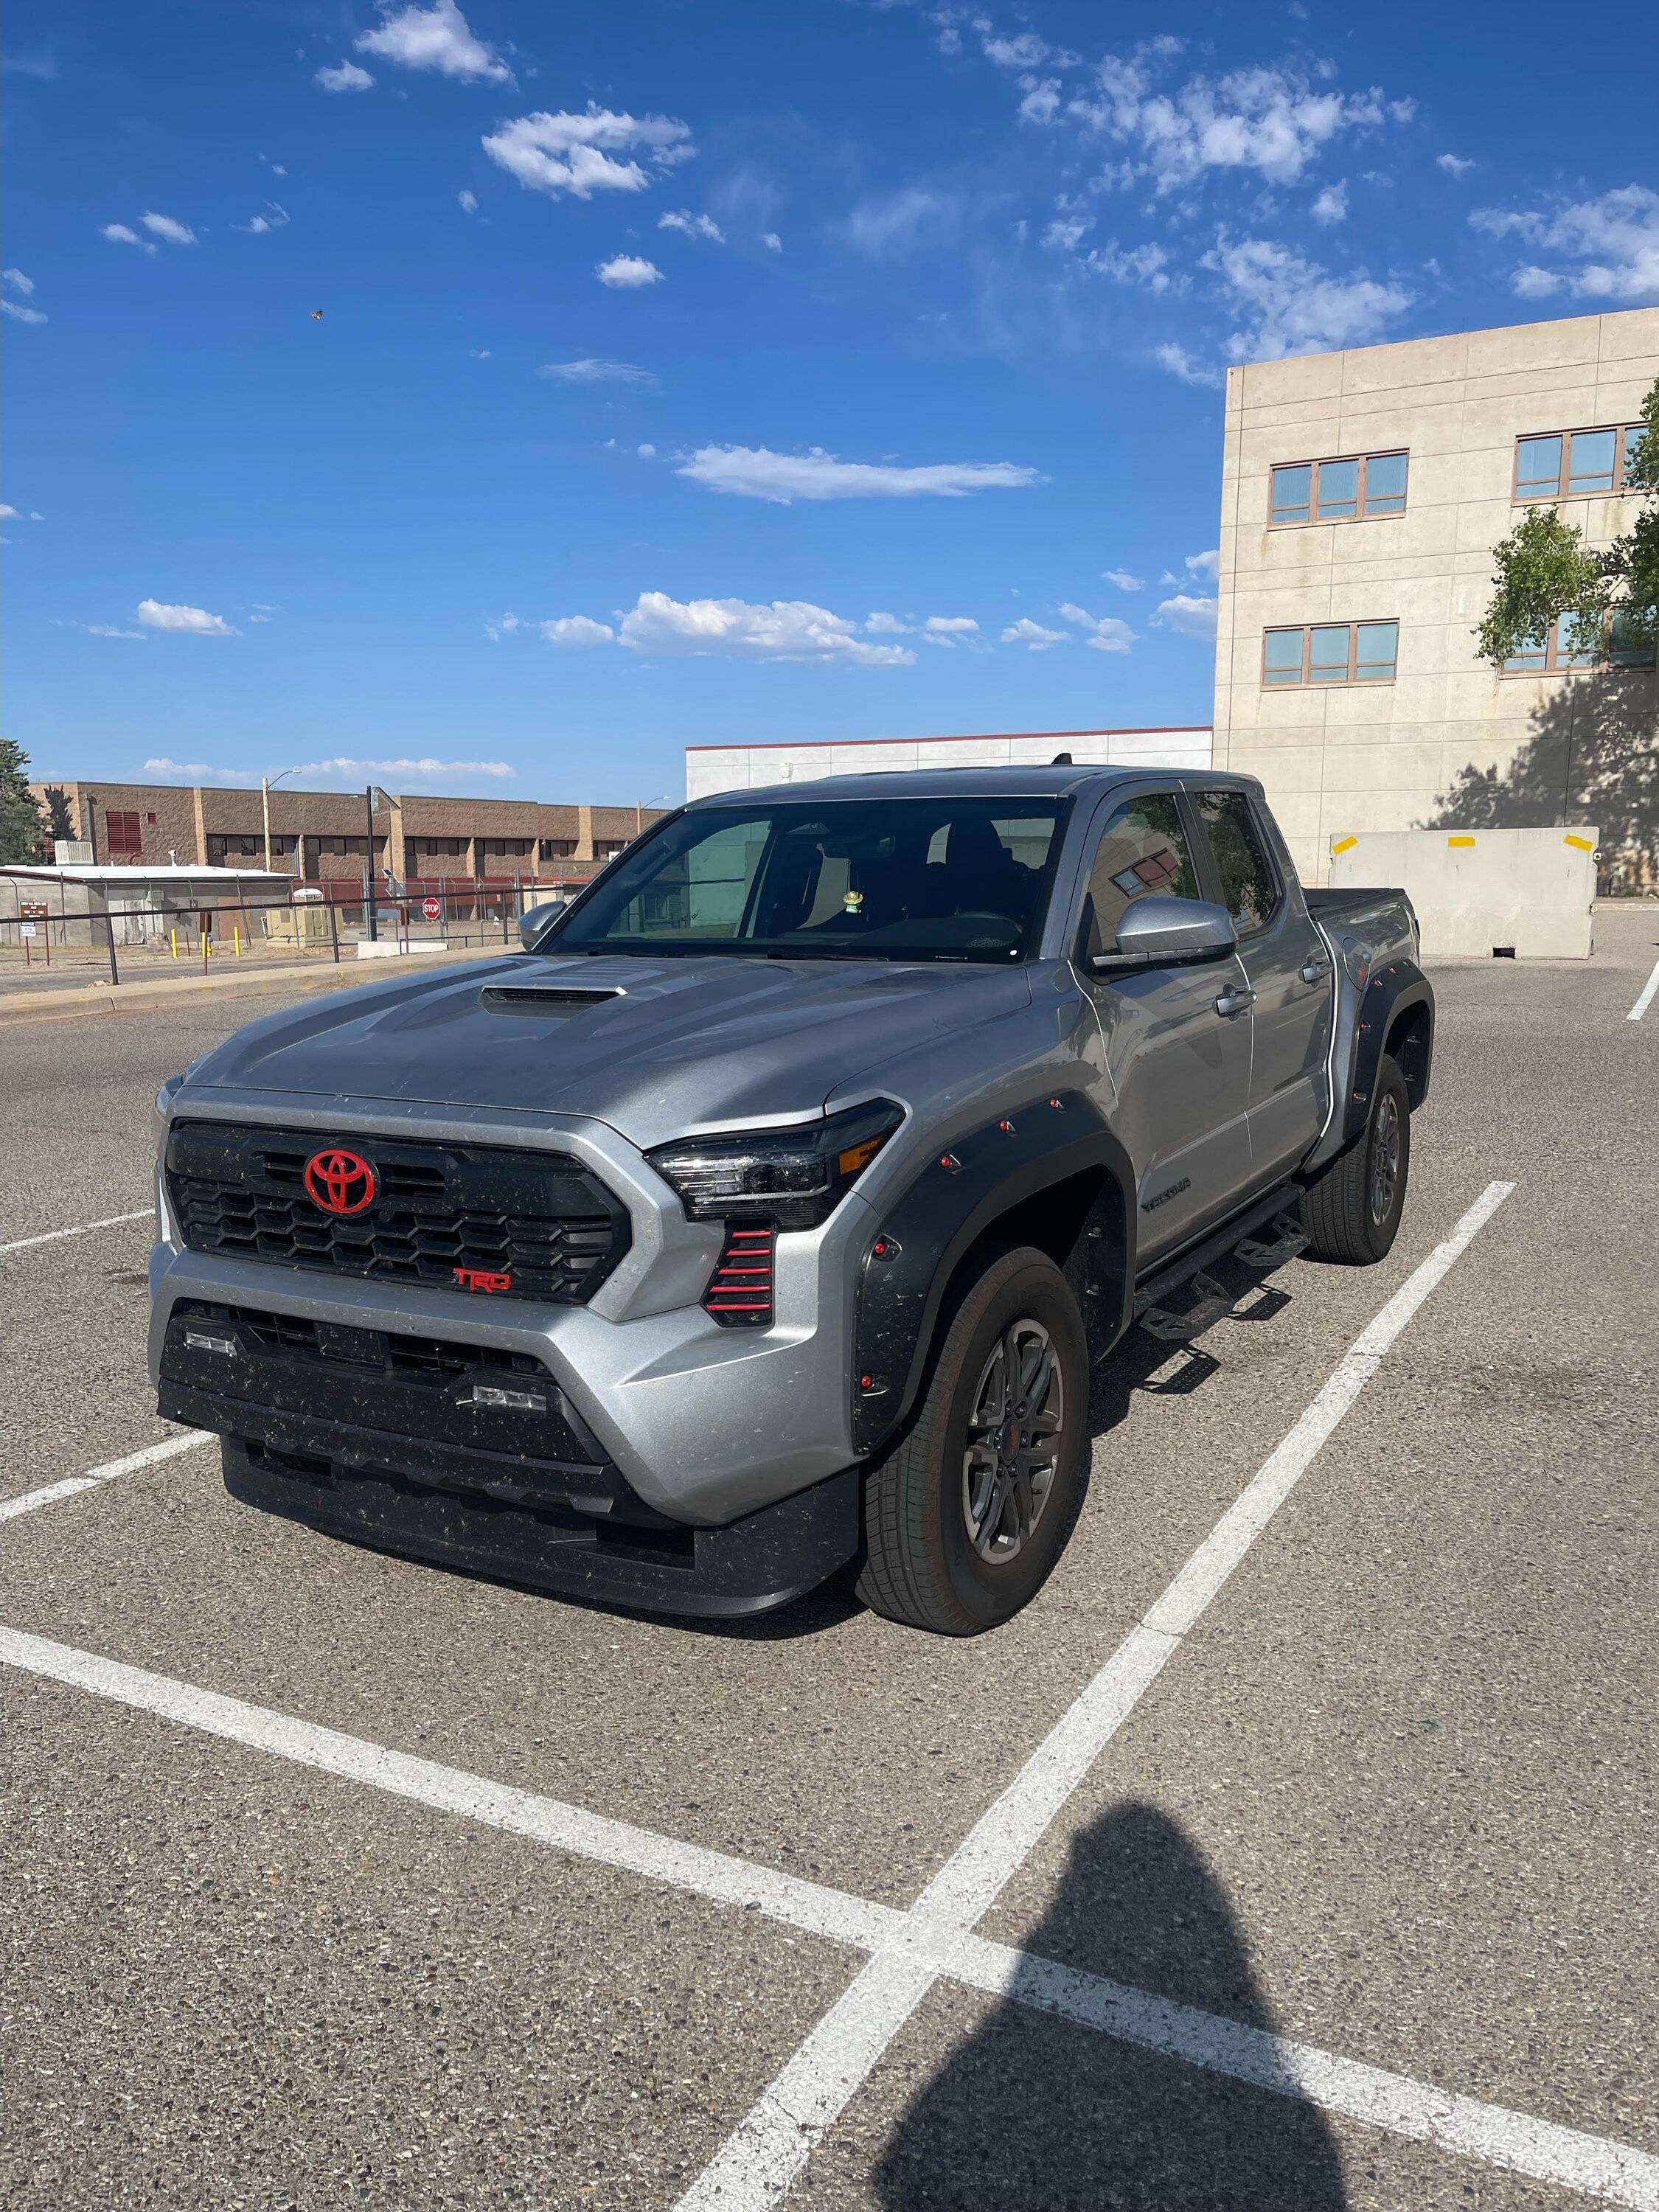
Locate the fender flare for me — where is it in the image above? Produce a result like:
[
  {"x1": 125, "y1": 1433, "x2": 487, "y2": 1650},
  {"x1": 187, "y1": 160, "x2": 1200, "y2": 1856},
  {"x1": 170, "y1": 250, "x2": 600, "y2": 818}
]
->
[
  {"x1": 849, "y1": 1091, "x2": 1135, "y2": 1458},
  {"x1": 1343, "y1": 957, "x2": 1433, "y2": 1144}
]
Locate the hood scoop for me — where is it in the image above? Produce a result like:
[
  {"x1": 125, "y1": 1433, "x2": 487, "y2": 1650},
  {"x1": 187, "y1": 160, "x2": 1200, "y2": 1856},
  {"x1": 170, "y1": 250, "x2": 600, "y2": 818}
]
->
[{"x1": 480, "y1": 982, "x2": 627, "y2": 1015}]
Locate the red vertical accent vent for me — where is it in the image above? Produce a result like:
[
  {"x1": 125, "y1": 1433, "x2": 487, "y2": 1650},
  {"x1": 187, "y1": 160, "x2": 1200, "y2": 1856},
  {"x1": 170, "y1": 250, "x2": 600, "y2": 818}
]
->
[{"x1": 703, "y1": 1224, "x2": 776, "y2": 1328}]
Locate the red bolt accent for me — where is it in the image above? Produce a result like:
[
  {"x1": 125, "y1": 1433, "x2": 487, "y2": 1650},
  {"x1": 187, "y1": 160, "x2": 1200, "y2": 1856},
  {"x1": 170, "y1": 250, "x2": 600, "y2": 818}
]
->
[{"x1": 859, "y1": 1374, "x2": 874, "y2": 1389}]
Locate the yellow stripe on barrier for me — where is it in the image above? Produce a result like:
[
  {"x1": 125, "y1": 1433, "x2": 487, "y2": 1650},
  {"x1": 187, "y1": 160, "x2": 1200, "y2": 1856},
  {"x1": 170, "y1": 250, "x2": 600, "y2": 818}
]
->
[
  {"x1": 1331, "y1": 835, "x2": 1357, "y2": 855},
  {"x1": 1447, "y1": 835, "x2": 1477, "y2": 847},
  {"x1": 1562, "y1": 833, "x2": 1594, "y2": 852}
]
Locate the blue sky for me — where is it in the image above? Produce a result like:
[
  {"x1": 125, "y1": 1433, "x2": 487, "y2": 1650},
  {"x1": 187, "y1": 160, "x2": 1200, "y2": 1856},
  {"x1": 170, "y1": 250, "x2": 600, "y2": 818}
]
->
[{"x1": 4, "y1": 0, "x2": 1656, "y2": 803}]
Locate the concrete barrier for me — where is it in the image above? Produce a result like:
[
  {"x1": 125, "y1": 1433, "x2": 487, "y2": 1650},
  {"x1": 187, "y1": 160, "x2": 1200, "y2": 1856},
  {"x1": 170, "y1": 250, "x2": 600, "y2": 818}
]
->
[{"x1": 1326, "y1": 826, "x2": 1599, "y2": 959}]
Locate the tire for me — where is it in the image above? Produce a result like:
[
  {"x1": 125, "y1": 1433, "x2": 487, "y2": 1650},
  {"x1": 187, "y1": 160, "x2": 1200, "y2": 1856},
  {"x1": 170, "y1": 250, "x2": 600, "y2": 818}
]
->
[
  {"x1": 1299, "y1": 1053, "x2": 1411, "y2": 1265},
  {"x1": 855, "y1": 1246, "x2": 1089, "y2": 1635}
]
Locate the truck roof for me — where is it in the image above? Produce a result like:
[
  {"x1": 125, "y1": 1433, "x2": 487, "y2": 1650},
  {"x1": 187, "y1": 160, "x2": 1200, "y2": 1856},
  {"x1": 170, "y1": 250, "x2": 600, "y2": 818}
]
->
[{"x1": 686, "y1": 763, "x2": 1259, "y2": 808}]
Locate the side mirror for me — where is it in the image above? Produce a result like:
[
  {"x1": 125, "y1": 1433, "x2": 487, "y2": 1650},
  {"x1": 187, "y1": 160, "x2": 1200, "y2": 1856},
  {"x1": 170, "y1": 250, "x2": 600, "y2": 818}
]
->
[
  {"x1": 1091, "y1": 895, "x2": 1237, "y2": 970},
  {"x1": 518, "y1": 899, "x2": 568, "y2": 950}
]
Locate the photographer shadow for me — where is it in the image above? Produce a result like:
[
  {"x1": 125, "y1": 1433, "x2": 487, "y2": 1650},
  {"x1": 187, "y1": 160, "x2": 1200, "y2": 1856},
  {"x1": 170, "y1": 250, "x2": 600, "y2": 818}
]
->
[{"x1": 874, "y1": 1801, "x2": 1348, "y2": 2210}]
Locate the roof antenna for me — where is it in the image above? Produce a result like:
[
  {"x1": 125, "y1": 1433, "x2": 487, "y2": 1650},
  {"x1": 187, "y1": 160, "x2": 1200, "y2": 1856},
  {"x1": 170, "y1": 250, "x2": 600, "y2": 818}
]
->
[{"x1": 1051, "y1": 751, "x2": 1074, "y2": 764}]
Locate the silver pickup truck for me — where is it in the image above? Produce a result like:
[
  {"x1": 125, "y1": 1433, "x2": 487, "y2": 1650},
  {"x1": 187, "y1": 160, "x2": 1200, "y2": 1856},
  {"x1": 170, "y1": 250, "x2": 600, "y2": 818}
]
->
[{"x1": 149, "y1": 765, "x2": 1432, "y2": 1635}]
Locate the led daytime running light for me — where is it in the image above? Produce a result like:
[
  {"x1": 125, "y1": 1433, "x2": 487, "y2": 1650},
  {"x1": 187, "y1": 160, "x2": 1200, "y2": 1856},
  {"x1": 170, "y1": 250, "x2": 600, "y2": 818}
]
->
[{"x1": 647, "y1": 1099, "x2": 902, "y2": 1229}]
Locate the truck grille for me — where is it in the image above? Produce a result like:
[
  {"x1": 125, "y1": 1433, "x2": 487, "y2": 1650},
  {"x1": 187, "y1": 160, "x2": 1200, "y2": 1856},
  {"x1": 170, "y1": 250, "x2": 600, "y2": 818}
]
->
[{"x1": 165, "y1": 1122, "x2": 630, "y2": 1305}]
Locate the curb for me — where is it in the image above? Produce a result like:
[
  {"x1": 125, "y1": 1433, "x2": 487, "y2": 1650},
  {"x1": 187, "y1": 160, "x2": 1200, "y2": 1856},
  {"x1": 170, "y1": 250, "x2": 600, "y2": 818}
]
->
[{"x1": 0, "y1": 943, "x2": 500, "y2": 1029}]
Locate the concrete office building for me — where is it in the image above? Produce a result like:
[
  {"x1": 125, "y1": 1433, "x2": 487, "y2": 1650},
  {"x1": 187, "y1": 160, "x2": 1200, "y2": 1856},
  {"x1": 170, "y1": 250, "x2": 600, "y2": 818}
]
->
[
  {"x1": 26, "y1": 780, "x2": 669, "y2": 890},
  {"x1": 685, "y1": 724, "x2": 1213, "y2": 799},
  {"x1": 1214, "y1": 307, "x2": 1658, "y2": 886}
]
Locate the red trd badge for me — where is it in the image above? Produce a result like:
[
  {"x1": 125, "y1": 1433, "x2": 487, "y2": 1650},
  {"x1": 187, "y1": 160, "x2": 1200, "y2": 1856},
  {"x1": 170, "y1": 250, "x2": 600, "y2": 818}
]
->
[{"x1": 453, "y1": 1267, "x2": 512, "y2": 1293}]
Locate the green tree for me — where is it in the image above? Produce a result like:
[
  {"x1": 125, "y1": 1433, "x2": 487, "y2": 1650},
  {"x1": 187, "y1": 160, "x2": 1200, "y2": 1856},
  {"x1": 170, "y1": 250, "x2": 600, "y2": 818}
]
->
[
  {"x1": 41, "y1": 785, "x2": 76, "y2": 843},
  {"x1": 1475, "y1": 375, "x2": 1659, "y2": 669},
  {"x1": 0, "y1": 738, "x2": 49, "y2": 866}
]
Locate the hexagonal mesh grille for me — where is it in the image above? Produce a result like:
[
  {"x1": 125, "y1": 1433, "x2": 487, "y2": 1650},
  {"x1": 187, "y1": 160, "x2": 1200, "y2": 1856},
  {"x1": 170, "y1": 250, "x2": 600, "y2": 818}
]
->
[{"x1": 166, "y1": 1123, "x2": 629, "y2": 1305}]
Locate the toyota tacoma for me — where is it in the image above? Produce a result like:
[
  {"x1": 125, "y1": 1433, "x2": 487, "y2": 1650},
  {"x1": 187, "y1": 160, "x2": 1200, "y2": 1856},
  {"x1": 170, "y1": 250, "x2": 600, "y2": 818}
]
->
[{"x1": 150, "y1": 765, "x2": 1433, "y2": 1635}]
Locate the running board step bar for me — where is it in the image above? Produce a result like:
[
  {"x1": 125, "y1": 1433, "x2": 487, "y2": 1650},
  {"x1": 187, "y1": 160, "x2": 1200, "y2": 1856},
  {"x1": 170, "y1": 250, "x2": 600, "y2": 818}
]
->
[
  {"x1": 1138, "y1": 1271, "x2": 1235, "y2": 1344},
  {"x1": 1234, "y1": 1212, "x2": 1310, "y2": 1267}
]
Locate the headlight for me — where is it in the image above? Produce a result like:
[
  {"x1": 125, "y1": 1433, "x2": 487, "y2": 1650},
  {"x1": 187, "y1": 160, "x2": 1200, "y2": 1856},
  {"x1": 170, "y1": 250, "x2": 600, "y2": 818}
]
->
[
  {"x1": 646, "y1": 1099, "x2": 904, "y2": 1231},
  {"x1": 155, "y1": 1072, "x2": 186, "y2": 1121}
]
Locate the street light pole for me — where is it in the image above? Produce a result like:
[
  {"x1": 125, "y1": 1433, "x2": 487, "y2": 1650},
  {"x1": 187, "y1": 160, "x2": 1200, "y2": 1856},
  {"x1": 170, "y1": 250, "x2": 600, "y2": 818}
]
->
[
  {"x1": 262, "y1": 766, "x2": 302, "y2": 875},
  {"x1": 364, "y1": 785, "x2": 378, "y2": 942}
]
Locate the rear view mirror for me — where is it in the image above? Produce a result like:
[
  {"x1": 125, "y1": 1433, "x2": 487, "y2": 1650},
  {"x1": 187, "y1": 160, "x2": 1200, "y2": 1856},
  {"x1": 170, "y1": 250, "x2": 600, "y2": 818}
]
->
[
  {"x1": 518, "y1": 900, "x2": 568, "y2": 950},
  {"x1": 1091, "y1": 896, "x2": 1237, "y2": 970}
]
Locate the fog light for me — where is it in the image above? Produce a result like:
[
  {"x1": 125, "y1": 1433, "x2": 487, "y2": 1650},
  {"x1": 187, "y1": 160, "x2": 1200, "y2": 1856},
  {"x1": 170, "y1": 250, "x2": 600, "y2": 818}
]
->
[{"x1": 184, "y1": 1329, "x2": 237, "y2": 1357}]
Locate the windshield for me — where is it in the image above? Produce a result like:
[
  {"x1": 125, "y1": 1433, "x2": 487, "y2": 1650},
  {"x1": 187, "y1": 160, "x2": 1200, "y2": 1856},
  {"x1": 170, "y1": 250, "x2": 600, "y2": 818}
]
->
[{"x1": 546, "y1": 796, "x2": 1069, "y2": 963}]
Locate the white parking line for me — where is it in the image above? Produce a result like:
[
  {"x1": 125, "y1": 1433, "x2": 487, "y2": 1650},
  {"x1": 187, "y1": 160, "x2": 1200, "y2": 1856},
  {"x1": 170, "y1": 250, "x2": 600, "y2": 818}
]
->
[
  {"x1": 678, "y1": 1178, "x2": 1518, "y2": 2212},
  {"x1": 1627, "y1": 957, "x2": 1659, "y2": 1022},
  {"x1": 1, "y1": 1604, "x2": 1653, "y2": 2206},
  {"x1": 0, "y1": 1431, "x2": 213, "y2": 1523},
  {"x1": 0, "y1": 1208, "x2": 153, "y2": 1256}
]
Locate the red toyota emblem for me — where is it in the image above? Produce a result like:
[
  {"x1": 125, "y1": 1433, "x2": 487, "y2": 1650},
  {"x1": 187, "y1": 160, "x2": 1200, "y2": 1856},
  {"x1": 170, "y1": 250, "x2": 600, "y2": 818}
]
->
[{"x1": 302, "y1": 1147, "x2": 378, "y2": 1216}]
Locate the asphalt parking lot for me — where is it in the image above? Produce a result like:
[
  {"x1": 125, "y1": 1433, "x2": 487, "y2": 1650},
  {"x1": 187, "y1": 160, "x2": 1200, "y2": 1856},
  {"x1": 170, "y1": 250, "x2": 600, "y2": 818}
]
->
[{"x1": 2, "y1": 915, "x2": 1656, "y2": 2212}]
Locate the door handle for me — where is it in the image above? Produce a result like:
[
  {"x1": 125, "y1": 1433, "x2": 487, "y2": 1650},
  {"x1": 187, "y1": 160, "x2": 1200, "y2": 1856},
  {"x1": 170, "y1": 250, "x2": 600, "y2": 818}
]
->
[
  {"x1": 1299, "y1": 959, "x2": 1332, "y2": 984},
  {"x1": 1214, "y1": 984, "x2": 1254, "y2": 1017}
]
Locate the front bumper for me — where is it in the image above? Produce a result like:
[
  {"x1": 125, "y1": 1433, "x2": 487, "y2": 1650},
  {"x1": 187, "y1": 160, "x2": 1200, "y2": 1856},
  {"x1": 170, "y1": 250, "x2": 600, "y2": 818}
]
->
[{"x1": 216, "y1": 1430, "x2": 859, "y2": 1619}]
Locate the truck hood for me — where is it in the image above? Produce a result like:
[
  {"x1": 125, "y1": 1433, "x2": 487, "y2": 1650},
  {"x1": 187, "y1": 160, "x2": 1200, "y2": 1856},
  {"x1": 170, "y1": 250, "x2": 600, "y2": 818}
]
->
[{"x1": 187, "y1": 952, "x2": 1035, "y2": 1150}]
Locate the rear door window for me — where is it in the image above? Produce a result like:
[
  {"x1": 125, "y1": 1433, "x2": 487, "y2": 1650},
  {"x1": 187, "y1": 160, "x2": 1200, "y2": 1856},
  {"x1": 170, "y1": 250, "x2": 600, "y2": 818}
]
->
[{"x1": 1192, "y1": 790, "x2": 1281, "y2": 935}]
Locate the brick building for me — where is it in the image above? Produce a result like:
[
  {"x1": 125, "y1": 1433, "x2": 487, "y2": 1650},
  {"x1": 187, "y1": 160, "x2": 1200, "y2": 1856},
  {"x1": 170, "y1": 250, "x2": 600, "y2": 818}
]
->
[{"x1": 29, "y1": 781, "x2": 669, "y2": 891}]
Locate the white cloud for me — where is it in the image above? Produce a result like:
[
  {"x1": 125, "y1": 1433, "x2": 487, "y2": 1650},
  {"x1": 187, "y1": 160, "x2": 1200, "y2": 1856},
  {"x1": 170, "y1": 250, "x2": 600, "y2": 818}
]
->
[
  {"x1": 1152, "y1": 593, "x2": 1218, "y2": 639},
  {"x1": 1001, "y1": 618, "x2": 1067, "y2": 650},
  {"x1": 619, "y1": 592, "x2": 914, "y2": 666},
  {"x1": 658, "y1": 209, "x2": 724, "y2": 242},
  {"x1": 864, "y1": 611, "x2": 912, "y2": 634},
  {"x1": 458, "y1": 189, "x2": 479, "y2": 213},
  {"x1": 1069, "y1": 55, "x2": 1402, "y2": 194},
  {"x1": 1, "y1": 298, "x2": 46, "y2": 323},
  {"x1": 1102, "y1": 568, "x2": 1143, "y2": 591},
  {"x1": 29, "y1": 511, "x2": 44, "y2": 521},
  {"x1": 240, "y1": 203, "x2": 289, "y2": 234},
  {"x1": 315, "y1": 60, "x2": 374, "y2": 91},
  {"x1": 141, "y1": 212, "x2": 196, "y2": 245},
  {"x1": 1471, "y1": 185, "x2": 1659, "y2": 303},
  {"x1": 1044, "y1": 212, "x2": 1093, "y2": 252},
  {"x1": 469, "y1": 347, "x2": 492, "y2": 358},
  {"x1": 925, "y1": 616, "x2": 978, "y2": 633},
  {"x1": 300, "y1": 755, "x2": 515, "y2": 780},
  {"x1": 136, "y1": 598, "x2": 236, "y2": 635},
  {"x1": 1059, "y1": 604, "x2": 1135, "y2": 654},
  {"x1": 85, "y1": 626, "x2": 147, "y2": 639},
  {"x1": 355, "y1": 0, "x2": 507, "y2": 83},
  {"x1": 1019, "y1": 77, "x2": 1062, "y2": 126},
  {"x1": 1183, "y1": 547, "x2": 1220, "y2": 582},
  {"x1": 1154, "y1": 341, "x2": 1220, "y2": 387},
  {"x1": 762, "y1": 230, "x2": 782, "y2": 252},
  {"x1": 1, "y1": 268, "x2": 34, "y2": 295},
  {"x1": 483, "y1": 107, "x2": 694, "y2": 199},
  {"x1": 539, "y1": 356, "x2": 656, "y2": 384},
  {"x1": 102, "y1": 223, "x2": 155, "y2": 252},
  {"x1": 597, "y1": 254, "x2": 663, "y2": 288},
  {"x1": 844, "y1": 187, "x2": 949, "y2": 259},
  {"x1": 0, "y1": 505, "x2": 15, "y2": 518},
  {"x1": 540, "y1": 616, "x2": 615, "y2": 647},
  {"x1": 1204, "y1": 235, "x2": 1411, "y2": 358},
  {"x1": 983, "y1": 31, "x2": 1051, "y2": 69},
  {"x1": 1084, "y1": 238, "x2": 1171, "y2": 290},
  {"x1": 1437, "y1": 153, "x2": 1474, "y2": 178},
  {"x1": 1311, "y1": 180, "x2": 1348, "y2": 225},
  {"x1": 637, "y1": 442, "x2": 656, "y2": 458},
  {"x1": 675, "y1": 445, "x2": 1043, "y2": 503}
]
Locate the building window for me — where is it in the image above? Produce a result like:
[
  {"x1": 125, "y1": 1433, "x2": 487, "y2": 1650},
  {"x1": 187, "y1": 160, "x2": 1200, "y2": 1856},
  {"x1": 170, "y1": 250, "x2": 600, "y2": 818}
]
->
[
  {"x1": 539, "y1": 838, "x2": 577, "y2": 860},
  {"x1": 104, "y1": 810, "x2": 142, "y2": 854},
  {"x1": 206, "y1": 835, "x2": 262, "y2": 862},
  {"x1": 1269, "y1": 451, "x2": 1408, "y2": 526},
  {"x1": 1513, "y1": 423, "x2": 1646, "y2": 502},
  {"x1": 1502, "y1": 607, "x2": 1658, "y2": 674},
  {"x1": 480, "y1": 838, "x2": 531, "y2": 858},
  {"x1": 314, "y1": 835, "x2": 381, "y2": 856},
  {"x1": 414, "y1": 838, "x2": 466, "y2": 858},
  {"x1": 594, "y1": 838, "x2": 628, "y2": 858},
  {"x1": 1262, "y1": 619, "x2": 1399, "y2": 686}
]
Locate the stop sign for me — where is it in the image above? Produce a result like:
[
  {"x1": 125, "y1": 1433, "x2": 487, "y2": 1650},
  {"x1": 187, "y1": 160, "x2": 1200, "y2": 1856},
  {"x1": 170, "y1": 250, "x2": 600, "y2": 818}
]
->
[{"x1": 422, "y1": 896, "x2": 440, "y2": 921}]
